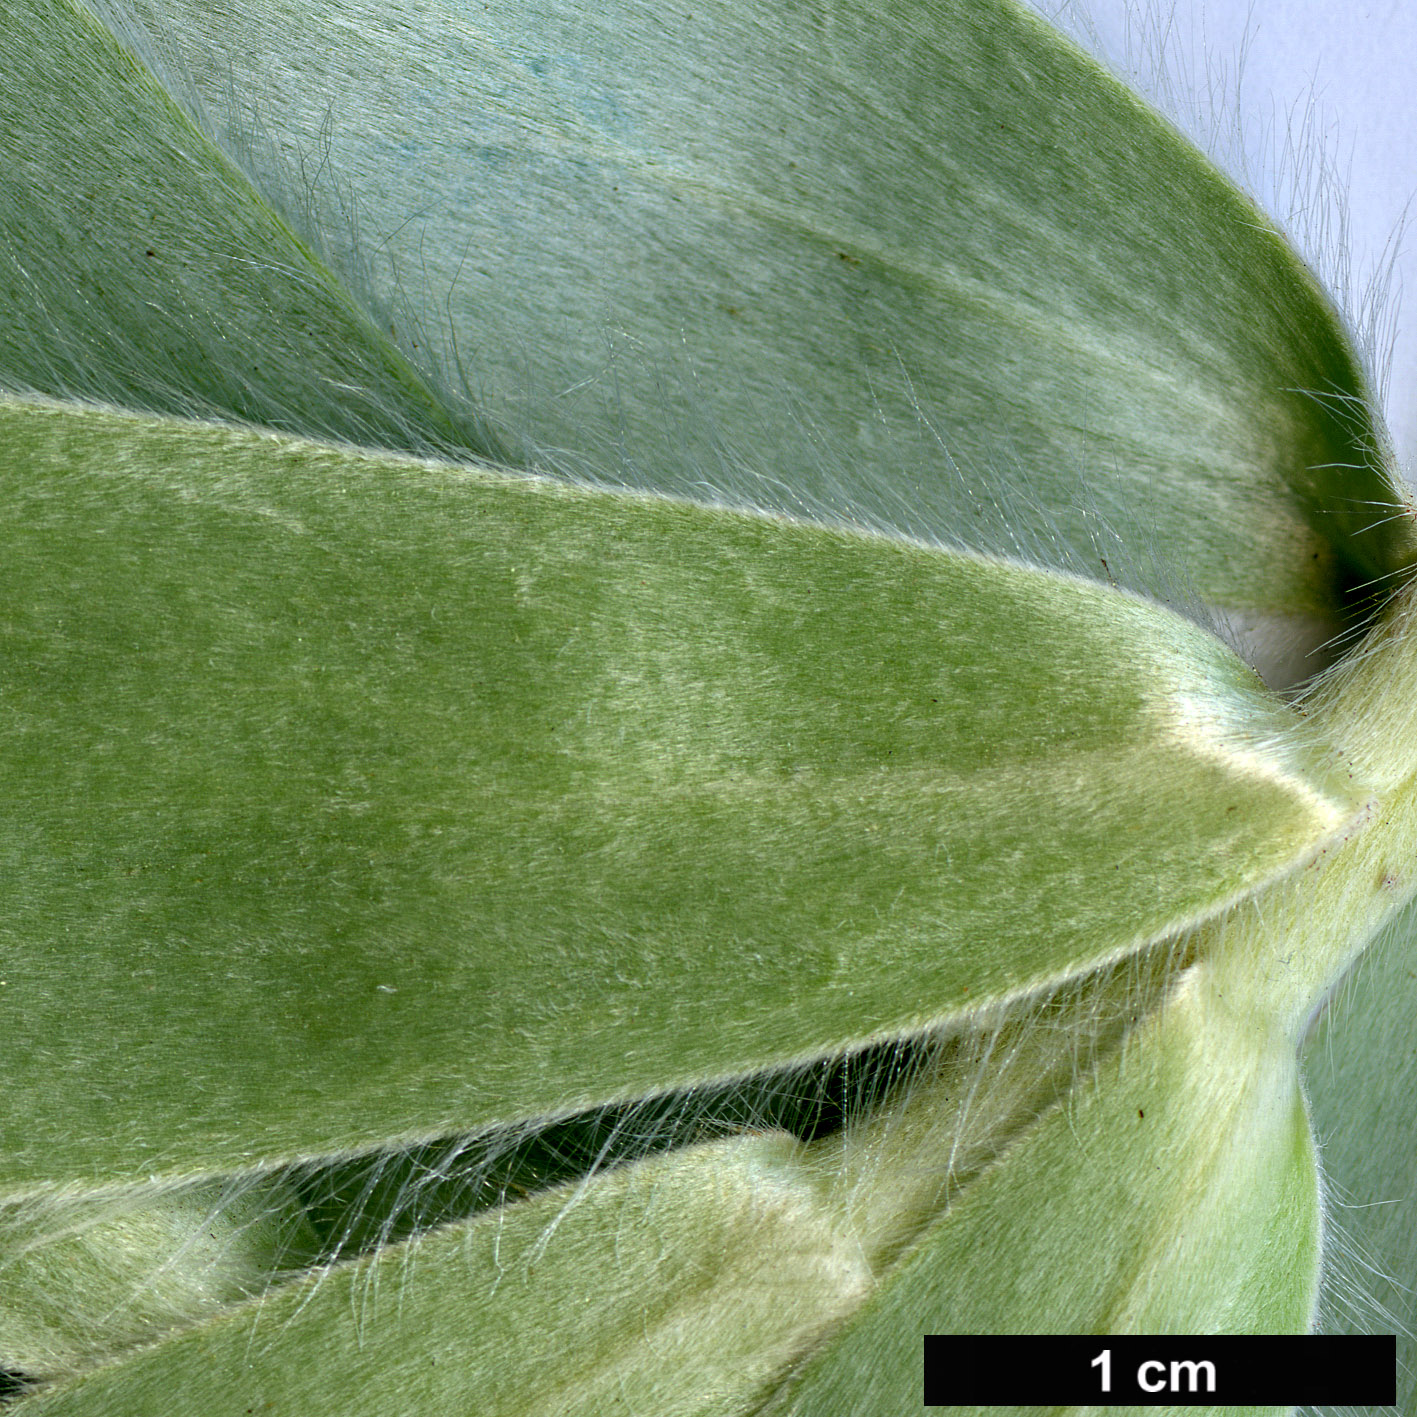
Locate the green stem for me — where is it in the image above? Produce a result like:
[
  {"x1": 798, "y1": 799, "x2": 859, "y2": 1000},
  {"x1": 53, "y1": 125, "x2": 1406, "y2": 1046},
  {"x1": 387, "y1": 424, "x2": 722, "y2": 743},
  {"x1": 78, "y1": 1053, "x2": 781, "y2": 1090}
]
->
[{"x1": 1202, "y1": 578, "x2": 1417, "y2": 1042}]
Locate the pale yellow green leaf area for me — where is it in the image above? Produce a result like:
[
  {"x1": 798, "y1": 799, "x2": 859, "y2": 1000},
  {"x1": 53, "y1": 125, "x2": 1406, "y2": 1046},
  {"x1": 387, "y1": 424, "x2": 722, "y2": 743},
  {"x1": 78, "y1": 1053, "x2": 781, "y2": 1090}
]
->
[{"x1": 5, "y1": 0, "x2": 1417, "y2": 1411}]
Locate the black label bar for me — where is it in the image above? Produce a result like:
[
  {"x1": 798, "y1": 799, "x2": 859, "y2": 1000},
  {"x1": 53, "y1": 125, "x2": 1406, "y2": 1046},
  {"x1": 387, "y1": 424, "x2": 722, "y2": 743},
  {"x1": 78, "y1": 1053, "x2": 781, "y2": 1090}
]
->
[{"x1": 923, "y1": 1335, "x2": 1396, "y2": 1406}]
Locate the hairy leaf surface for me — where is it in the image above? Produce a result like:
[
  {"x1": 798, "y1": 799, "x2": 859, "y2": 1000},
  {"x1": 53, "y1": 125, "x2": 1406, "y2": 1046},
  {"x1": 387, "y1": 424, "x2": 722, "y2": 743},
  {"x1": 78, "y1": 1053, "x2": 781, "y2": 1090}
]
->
[
  {"x1": 107, "y1": 0, "x2": 1417, "y2": 642},
  {"x1": 771, "y1": 959, "x2": 1319, "y2": 1414},
  {"x1": 0, "y1": 396, "x2": 1360, "y2": 1192},
  {"x1": 0, "y1": 0, "x2": 505, "y2": 462},
  {"x1": 2, "y1": 0, "x2": 1412, "y2": 1408}
]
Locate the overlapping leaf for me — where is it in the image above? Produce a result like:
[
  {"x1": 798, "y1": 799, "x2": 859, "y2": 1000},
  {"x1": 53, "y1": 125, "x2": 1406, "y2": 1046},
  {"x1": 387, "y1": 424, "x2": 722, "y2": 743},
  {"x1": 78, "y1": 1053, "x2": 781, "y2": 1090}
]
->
[
  {"x1": 13, "y1": 0, "x2": 1417, "y2": 646},
  {"x1": 5, "y1": 948, "x2": 1295, "y2": 1416},
  {"x1": 0, "y1": 0, "x2": 506, "y2": 462},
  {"x1": 772, "y1": 959, "x2": 1318, "y2": 1415}
]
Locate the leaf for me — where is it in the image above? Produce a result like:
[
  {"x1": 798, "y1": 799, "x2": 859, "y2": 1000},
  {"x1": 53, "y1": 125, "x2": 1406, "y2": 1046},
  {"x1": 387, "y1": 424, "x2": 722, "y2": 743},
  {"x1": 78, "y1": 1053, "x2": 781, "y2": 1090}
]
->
[
  {"x1": 107, "y1": 0, "x2": 1417, "y2": 643},
  {"x1": 11, "y1": 1130, "x2": 871, "y2": 1415},
  {"x1": 0, "y1": 0, "x2": 505, "y2": 462},
  {"x1": 0, "y1": 393, "x2": 1359, "y2": 1195},
  {"x1": 1291, "y1": 593, "x2": 1417, "y2": 1417},
  {"x1": 0, "y1": 1179, "x2": 316, "y2": 1380},
  {"x1": 2, "y1": 0, "x2": 1412, "y2": 1409},
  {"x1": 0, "y1": 950, "x2": 1263, "y2": 1414},
  {"x1": 1304, "y1": 901, "x2": 1417, "y2": 1415},
  {"x1": 9, "y1": 945, "x2": 1310, "y2": 1415}
]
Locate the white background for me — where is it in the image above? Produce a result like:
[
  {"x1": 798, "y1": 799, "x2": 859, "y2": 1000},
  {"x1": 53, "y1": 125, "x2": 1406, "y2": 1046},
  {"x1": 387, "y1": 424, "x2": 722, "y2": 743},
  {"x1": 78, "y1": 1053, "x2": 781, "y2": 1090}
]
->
[{"x1": 1052, "y1": 0, "x2": 1417, "y2": 478}]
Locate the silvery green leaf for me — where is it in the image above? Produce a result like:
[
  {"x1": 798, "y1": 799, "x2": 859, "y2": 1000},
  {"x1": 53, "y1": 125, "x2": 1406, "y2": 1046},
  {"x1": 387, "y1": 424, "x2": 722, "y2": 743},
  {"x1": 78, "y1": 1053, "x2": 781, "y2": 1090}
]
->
[
  {"x1": 20, "y1": 0, "x2": 1417, "y2": 655},
  {"x1": 0, "y1": 0, "x2": 505, "y2": 462}
]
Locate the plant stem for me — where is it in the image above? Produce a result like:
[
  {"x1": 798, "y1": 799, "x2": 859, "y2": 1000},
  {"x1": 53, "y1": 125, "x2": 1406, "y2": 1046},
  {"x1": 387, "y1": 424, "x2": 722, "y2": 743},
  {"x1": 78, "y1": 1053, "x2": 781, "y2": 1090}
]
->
[{"x1": 1204, "y1": 577, "x2": 1417, "y2": 1044}]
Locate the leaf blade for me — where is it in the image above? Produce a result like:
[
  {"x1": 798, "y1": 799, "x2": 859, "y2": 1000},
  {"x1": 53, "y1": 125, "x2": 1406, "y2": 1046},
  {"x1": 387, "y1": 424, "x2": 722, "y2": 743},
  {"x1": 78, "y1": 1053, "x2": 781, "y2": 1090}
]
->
[
  {"x1": 0, "y1": 0, "x2": 504, "y2": 462},
  {"x1": 1304, "y1": 902, "x2": 1417, "y2": 1415},
  {"x1": 0, "y1": 395, "x2": 1362, "y2": 1190},
  {"x1": 107, "y1": 0, "x2": 1417, "y2": 625},
  {"x1": 11, "y1": 1131, "x2": 865, "y2": 1416}
]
